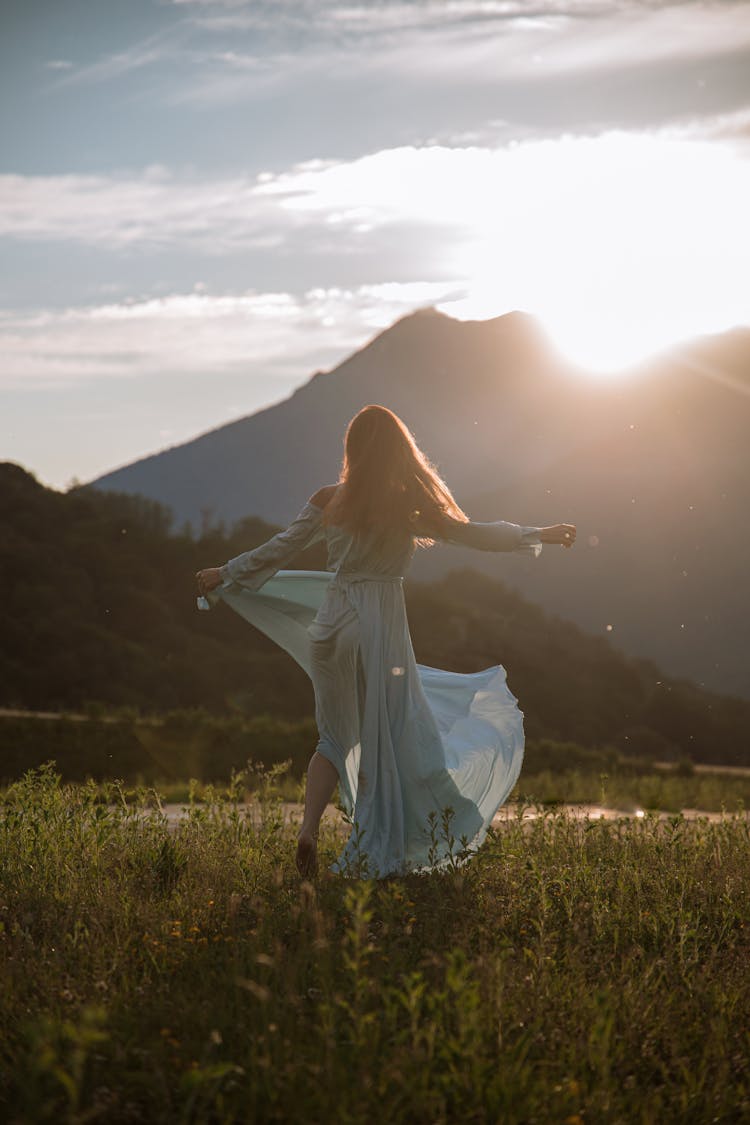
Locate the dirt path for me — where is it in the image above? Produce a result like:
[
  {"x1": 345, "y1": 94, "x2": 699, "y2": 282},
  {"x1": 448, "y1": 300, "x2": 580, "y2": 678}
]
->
[{"x1": 154, "y1": 801, "x2": 748, "y2": 829}]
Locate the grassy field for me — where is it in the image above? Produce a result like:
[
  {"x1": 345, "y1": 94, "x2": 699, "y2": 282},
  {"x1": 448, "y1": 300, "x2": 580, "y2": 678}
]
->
[{"x1": 1, "y1": 765, "x2": 749, "y2": 1124}]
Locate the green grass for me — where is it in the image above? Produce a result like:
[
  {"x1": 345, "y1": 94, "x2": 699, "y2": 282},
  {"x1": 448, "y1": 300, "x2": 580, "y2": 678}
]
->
[{"x1": 1, "y1": 765, "x2": 749, "y2": 1124}]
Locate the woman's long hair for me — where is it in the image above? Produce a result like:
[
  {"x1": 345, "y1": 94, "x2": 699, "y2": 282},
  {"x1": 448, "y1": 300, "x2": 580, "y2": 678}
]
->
[{"x1": 323, "y1": 405, "x2": 467, "y2": 544}]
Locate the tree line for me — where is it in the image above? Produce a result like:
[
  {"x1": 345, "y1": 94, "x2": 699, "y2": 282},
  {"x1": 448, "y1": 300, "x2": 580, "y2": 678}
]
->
[{"x1": 1, "y1": 461, "x2": 748, "y2": 770}]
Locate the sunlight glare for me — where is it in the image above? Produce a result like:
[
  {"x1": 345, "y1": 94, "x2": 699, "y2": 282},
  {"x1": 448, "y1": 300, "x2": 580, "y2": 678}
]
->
[{"x1": 436, "y1": 133, "x2": 750, "y2": 374}]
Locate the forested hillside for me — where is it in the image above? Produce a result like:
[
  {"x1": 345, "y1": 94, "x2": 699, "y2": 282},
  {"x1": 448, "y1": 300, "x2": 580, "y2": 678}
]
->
[{"x1": 2, "y1": 461, "x2": 748, "y2": 764}]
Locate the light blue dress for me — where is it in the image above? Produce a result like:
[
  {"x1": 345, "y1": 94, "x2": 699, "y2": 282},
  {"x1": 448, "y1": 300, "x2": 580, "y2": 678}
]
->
[{"x1": 198, "y1": 503, "x2": 542, "y2": 877}]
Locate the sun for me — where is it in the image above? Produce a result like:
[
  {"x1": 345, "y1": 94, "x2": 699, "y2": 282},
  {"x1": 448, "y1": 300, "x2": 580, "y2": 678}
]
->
[{"x1": 436, "y1": 132, "x2": 750, "y2": 375}]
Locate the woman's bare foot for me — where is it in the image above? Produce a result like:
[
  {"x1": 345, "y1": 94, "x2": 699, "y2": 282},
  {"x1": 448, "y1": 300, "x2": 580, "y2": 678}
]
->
[{"x1": 296, "y1": 831, "x2": 318, "y2": 877}]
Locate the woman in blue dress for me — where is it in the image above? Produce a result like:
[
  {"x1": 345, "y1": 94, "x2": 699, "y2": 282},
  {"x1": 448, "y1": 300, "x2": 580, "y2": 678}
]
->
[{"x1": 196, "y1": 405, "x2": 576, "y2": 878}]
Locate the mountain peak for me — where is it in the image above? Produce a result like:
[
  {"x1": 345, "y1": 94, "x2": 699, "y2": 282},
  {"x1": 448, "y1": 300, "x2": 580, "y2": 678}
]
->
[
  {"x1": 371, "y1": 304, "x2": 456, "y2": 341},
  {"x1": 400, "y1": 305, "x2": 451, "y2": 321}
]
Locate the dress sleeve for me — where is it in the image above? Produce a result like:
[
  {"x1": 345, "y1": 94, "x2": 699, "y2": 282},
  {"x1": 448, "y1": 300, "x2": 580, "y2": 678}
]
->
[
  {"x1": 432, "y1": 517, "x2": 543, "y2": 558},
  {"x1": 219, "y1": 501, "x2": 326, "y2": 589}
]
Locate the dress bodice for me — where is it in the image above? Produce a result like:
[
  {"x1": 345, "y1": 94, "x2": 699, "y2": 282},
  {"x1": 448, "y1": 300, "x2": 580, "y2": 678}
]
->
[
  {"x1": 324, "y1": 517, "x2": 416, "y2": 578},
  {"x1": 219, "y1": 499, "x2": 542, "y2": 592}
]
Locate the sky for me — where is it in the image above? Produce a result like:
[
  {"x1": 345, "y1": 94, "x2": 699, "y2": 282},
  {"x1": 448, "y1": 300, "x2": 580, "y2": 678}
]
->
[{"x1": 2, "y1": 0, "x2": 750, "y2": 489}]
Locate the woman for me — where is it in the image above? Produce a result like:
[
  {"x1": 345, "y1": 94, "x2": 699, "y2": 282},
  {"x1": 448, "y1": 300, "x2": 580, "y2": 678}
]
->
[{"x1": 196, "y1": 405, "x2": 576, "y2": 878}]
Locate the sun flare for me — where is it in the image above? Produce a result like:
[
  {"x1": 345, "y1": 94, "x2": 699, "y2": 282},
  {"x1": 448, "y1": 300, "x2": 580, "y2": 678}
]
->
[{"x1": 434, "y1": 132, "x2": 750, "y2": 374}]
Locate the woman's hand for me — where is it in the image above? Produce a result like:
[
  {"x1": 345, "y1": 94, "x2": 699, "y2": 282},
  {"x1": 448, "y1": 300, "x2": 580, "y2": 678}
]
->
[
  {"x1": 539, "y1": 524, "x2": 577, "y2": 548},
  {"x1": 195, "y1": 567, "x2": 223, "y2": 595}
]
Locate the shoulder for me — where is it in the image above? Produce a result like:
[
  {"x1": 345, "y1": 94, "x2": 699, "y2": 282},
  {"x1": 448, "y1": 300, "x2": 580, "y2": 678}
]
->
[{"x1": 308, "y1": 484, "x2": 339, "y2": 510}]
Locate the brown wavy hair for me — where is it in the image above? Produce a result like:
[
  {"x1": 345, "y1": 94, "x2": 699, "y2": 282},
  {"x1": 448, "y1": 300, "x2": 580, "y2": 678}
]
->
[{"x1": 323, "y1": 405, "x2": 468, "y2": 544}]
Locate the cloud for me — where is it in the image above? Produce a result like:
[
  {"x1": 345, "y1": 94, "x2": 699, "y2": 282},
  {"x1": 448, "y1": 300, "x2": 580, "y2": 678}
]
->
[
  {"x1": 173, "y1": 0, "x2": 591, "y2": 29},
  {"x1": 487, "y1": 3, "x2": 750, "y2": 79},
  {"x1": 147, "y1": 0, "x2": 750, "y2": 179},
  {"x1": 0, "y1": 168, "x2": 282, "y2": 250},
  {"x1": 32, "y1": 0, "x2": 749, "y2": 155},
  {"x1": 0, "y1": 150, "x2": 473, "y2": 251},
  {"x1": 5, "y1": 115, "x2": 748, "y2": 250},
  {"x1": 0, "y1": 281, "x2": 463, "y2": 390},
  {"x1": 2, "y1": 126, "x2": 749, "y2": 372},
  {"x1": 682, "y1": 105, "x2": 750, "y2": 143},
  {"x1": 172, "y1": 0, "x2": 745, "y2": 43}
]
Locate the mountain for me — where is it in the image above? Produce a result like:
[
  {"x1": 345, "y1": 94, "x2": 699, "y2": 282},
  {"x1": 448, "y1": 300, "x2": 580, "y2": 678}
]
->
[
  {"x1": 88, "y1": 310, "x2": 750, "y2": 699},
  {"x1": 2, "y1": 462, "x2": 748, "y2": 767},
  {"x1": 90, "y1": 309, "x2": 595, "y2": 527}
]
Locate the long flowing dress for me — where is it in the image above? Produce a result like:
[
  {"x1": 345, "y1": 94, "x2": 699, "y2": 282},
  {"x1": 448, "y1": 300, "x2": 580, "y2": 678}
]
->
[{"x1": 198, "y1": 502, "x2": 542, "y2": 877}]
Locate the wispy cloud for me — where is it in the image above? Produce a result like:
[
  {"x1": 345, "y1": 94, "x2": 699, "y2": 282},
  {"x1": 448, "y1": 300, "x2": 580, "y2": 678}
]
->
[
  {"x1": 172, "y1": 0, "x2": 730, "y2": 39},
  {"x1": 179, "y1": 1, "x2": 750, "y2": 74},
  {"x1": 0, "y1": 281, "x2": 461, "y2": 390},
  {"x1": 47, "y1": 23, "x2": 190, "y2": 89},
  {"x1": 0, "y1": 168, "x2": 282, "y2": 250},
  {"x1": 0, "y1": 152, "x2": 466, "y2": 252},
  {"x1": 29, "y1": 0, "x2": 750, "y2": 167},
  {"x1": 162, "y1": 0, "x2": 750, "y2": 135}
]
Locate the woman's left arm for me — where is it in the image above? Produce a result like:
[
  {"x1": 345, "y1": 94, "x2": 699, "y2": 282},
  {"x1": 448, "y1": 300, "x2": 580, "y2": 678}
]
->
[
  {"x1": 424, "y1": 514, "x2": 576, "y2": 556},
  {"x1": 196, "y1": 500, "x2": 326, "y2": 596}
]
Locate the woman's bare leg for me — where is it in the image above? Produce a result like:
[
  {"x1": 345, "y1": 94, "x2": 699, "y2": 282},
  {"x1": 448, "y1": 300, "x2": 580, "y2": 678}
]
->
[{"x1": 296, "y1": 751, "x2": 339, "y2": 875}]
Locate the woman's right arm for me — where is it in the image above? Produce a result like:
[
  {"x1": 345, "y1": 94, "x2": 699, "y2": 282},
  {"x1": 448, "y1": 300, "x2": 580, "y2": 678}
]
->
[{"x1": 538, "y1": 524, "x2": 577, "y2": 548}]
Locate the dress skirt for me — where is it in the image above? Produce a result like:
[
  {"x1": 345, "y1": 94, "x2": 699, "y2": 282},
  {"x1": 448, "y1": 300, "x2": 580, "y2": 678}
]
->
[{"x1": 206, "y1": 570, "x2": 525, "y2": 877}]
